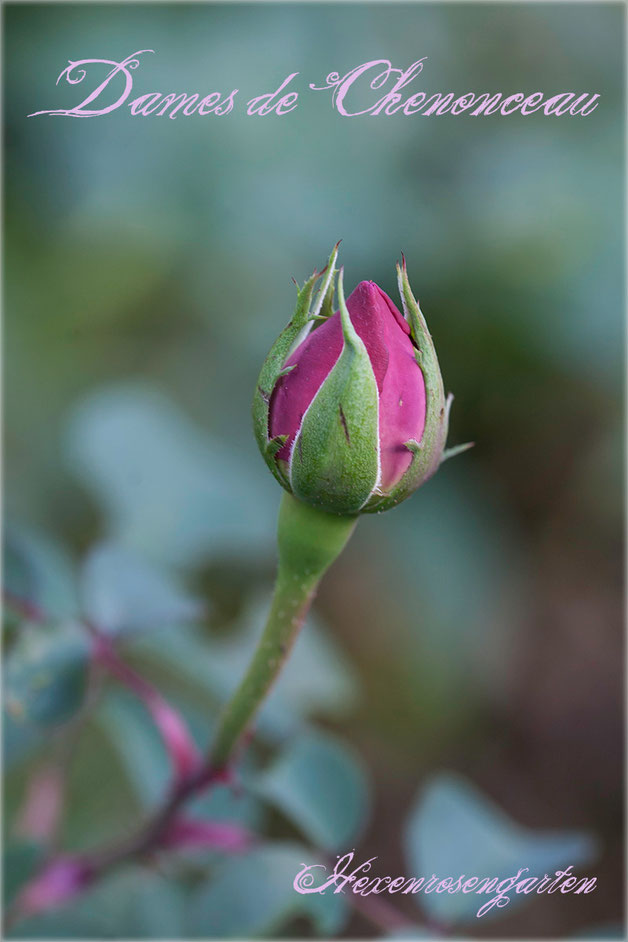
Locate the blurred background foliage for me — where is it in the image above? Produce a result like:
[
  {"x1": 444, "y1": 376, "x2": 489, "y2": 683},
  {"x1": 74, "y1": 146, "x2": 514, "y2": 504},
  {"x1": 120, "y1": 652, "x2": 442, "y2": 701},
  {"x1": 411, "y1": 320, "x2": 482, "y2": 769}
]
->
[{"x1": 3, "y1": 2, "x2": 624, "y2": 938}]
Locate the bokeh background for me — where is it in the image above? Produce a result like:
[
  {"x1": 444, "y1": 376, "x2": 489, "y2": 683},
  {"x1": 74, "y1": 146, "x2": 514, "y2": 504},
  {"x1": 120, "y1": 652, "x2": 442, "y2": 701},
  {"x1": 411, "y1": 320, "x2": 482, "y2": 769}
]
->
[{"x1": 3, "y1": 3, "x2": 624, "y2": 939}]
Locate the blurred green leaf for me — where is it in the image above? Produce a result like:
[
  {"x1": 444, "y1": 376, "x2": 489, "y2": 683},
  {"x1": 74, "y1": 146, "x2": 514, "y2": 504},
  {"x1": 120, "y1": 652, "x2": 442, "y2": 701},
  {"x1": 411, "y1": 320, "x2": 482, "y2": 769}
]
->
[
  {"x1": 3, "y1": 841, "x2": 44, "y2": 908},
  {"x1": 97, "y1": 690, "x2": 171, "y2": 808},
  {"x1": 404, "y1": 772, "x2": 597, "y2": 925},
  {"x1": 4, "y1": 537, "x2": 33, "y2": 607},
  {"x1": 254, "y1": 731, "x2": 369, "y2": 852},
  {"x1": 369, "y1": 467, "x2": 525, "y2": 707},
  {"x1": 80, "y1": 542, "x2": 202, "y2": 637},
  {"x1": 188, "y1": 841, "x2": 348, "y2": 938},
  {"x1": 9, "y1": 867, "x2": 186, "y2": 939},
  {"x1": 3, "y1": 708, "x2": 43, "y2": 769},
  {"x1": 188, "y1": 779, "x2": 265, "y2": 834},
  {"x1": 3, "y1": 527, "x2": 78, "y2": 621},
  {"x1": 57, "y1": 716, "x2": 141, "y2": 851},
  {"x1": 65, "y1": 384, "x2": 278, "y2": 568},
  {"x1": 4, "y1": 622, "x2": 89, "y2": 728}
]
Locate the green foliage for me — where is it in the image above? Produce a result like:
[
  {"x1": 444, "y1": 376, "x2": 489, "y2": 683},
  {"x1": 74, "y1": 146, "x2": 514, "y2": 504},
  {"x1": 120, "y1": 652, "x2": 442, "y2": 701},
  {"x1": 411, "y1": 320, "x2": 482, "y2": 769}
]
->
[
  {"x1": 4, "y1": 528, "x2": 78, "y2": 620},
  {"x1": 188, "y1": 842, "x2": 348, "y2": 938},
  {"x1": 80, "y1": 542, "x2": 202, "y2": 638},
  {"x1": 2, "y1": 479, "x2": 605, "y2": 939},
  {"x1": 3, "y1": 708, "x2": 44, "y2": 769},
  {"x1": 4, "y1": 621, "x2": 90, "y2": 729},
  {"x1": 187, "y1": 776, "x2": 265, "y2": 834},
  {"x1": 404, "y1": 773, "x2": 597, "y2": 925},
  {"x1": 65, "y1": 385, "x2": 278, "y2": 568},
  {"x1": 254, "y1": 731, "x2": 369, "y2": 852},
  {"x1": 97, "y1": 690, "x2": 172, "y2": 808},
  {"x1": 3, "y1": 841, "x2": 44, "y2": 909},
  {"x1": 10, "y1": 868, "x2": 187, "y2": 940}
]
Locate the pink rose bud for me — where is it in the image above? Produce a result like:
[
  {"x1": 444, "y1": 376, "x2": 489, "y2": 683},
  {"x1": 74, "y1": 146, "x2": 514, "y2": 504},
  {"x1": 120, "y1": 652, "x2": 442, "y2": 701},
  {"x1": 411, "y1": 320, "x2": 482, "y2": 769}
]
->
[
  {"x1": 146, "y1": 695, "x2": 203, "y2": 782},
  {"x1": 253, "y1": 246, "x2": 468, "y2": 515},
  {"x1": 270, "y1": 279, "x2": 425, "y2": 493}
]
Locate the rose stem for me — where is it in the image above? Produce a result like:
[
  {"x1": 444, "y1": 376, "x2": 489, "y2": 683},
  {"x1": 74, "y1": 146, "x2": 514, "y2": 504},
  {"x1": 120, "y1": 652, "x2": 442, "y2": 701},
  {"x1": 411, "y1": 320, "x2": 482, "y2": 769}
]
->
[{"x1": 209, "y1": 491, "x2": 357, "y2": 770}]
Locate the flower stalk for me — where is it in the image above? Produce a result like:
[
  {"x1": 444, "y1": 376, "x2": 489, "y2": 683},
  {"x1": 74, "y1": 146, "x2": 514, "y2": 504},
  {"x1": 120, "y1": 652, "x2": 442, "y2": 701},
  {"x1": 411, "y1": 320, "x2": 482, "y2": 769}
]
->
[
  {"x1": 213, "y1": 243, "x2": 470, "y2": 771},
  {"x1": 209, "y1": 491, "x2": 357, "y2": 769}
]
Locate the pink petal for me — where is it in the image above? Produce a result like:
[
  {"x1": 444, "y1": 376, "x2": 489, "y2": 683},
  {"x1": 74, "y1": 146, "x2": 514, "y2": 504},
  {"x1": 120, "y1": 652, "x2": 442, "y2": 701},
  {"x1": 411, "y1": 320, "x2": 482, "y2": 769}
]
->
[{"x1": 269, "y1": 281, "x2": 425, "y2": 490}]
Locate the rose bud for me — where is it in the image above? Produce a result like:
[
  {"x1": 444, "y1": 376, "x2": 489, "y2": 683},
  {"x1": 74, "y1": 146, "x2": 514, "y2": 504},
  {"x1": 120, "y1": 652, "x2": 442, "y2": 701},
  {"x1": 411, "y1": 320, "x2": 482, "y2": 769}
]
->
[{"x1": 253, "y1": 245, "x2": 469, "y2": 515}]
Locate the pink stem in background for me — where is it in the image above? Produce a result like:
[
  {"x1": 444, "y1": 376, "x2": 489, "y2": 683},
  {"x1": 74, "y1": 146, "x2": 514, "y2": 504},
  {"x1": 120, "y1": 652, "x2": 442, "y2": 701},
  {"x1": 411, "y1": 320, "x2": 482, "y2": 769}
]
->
[
  {"x1": 16, "y1": 764, "x2": 65, "y2": 844},
  {"x1": 15, "y1": 857, "x2": 94, "y2": 920},
  {"x1": 3, "y1": 591, "x2": 244, "y2": 929},
  {"x1": 91, "y1": 634, "x2": 202, "y2": 783},
  {"x1": 3, "y1": 591, "x2": 202, "y2": 785},
  {"x1": 3, "y1": 590, "x2": 47, "y2": 623}
]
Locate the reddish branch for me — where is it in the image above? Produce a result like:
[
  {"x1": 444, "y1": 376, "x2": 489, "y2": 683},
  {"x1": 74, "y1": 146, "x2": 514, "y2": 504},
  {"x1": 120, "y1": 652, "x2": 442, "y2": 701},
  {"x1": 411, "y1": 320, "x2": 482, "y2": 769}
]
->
[
  {"x1": 4, "y1": 591, "x2": 232, "y2": 926},
  {"x1": 3, "y1": 590, "x2": 418, "y2": 936}
]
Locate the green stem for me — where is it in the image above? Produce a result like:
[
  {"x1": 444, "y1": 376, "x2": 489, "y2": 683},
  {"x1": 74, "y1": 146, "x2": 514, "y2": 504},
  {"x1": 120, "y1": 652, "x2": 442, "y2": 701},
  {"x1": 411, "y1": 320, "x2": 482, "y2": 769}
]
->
[{"x1": 209, "y1": 492, "x2": 357, "y2": 769}]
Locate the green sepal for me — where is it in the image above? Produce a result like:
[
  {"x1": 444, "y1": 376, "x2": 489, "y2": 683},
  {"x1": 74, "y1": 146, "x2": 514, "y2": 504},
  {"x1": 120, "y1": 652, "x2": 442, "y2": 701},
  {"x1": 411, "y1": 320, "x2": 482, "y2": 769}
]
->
[
  {"x1": 252, "y1": 244, "x2": 340, "y2": 490},
  {"x1": 317, "y1": 271, "x2": 337, "y2": 322},
  {"x1": 265, "y1": 434, "x2": 288, "y2": 457},
  {"x1": 252, "y1": 272, "x2": 316, "y2": 458},
  {"x1": 310, "y1": 246, "x2": 339, "y2": 321},
  {"x1": 441, "y1": 441, "x2": 474, "y2": 464},
  {"x1": 404, "y1": 439, "x2": 422, "y2": 456},
  {"x1": 264, "y1": 435, "x2": 290, "y2": 487},
  {"x1": 290, "y1": 269, "x2": 380, "y2": 515},
  {"x1": 363, "y1": 259, "x2": 449, "y2": 513}
]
